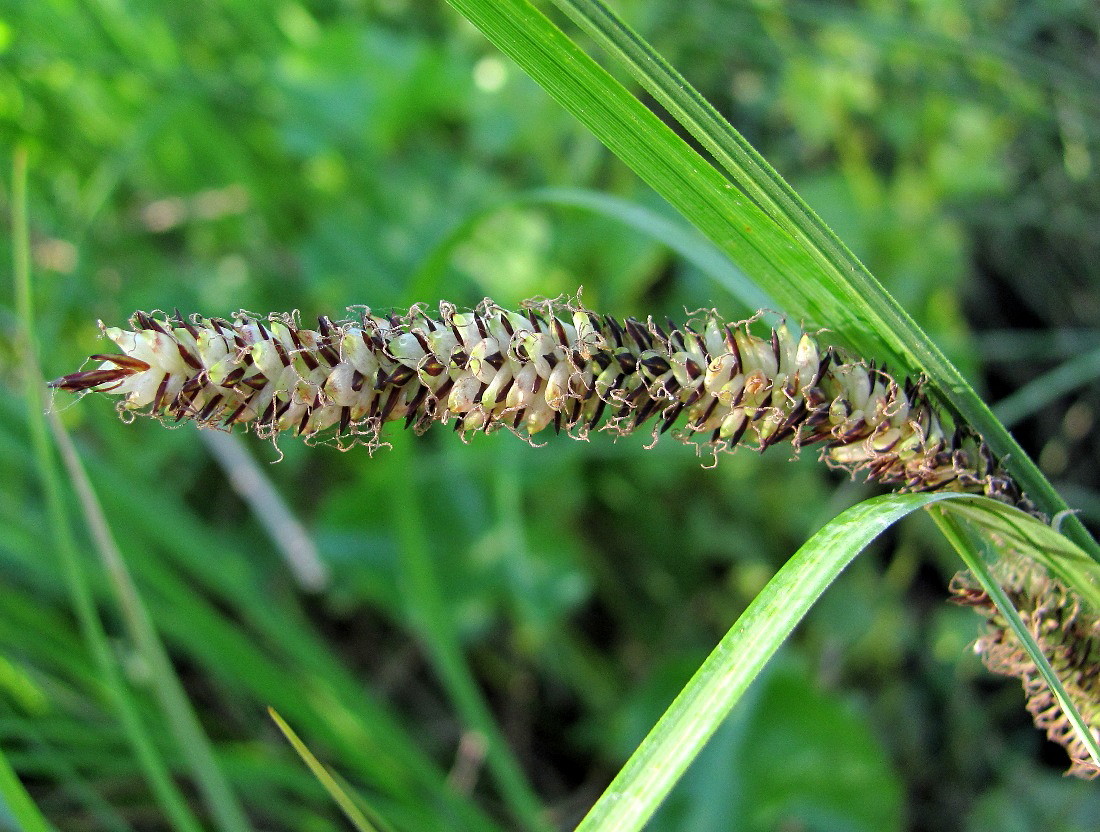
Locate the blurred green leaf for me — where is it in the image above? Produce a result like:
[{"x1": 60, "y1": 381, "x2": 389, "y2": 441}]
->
[{"x1": 734, "y1": 661, "x2": 902, "y2": 832}]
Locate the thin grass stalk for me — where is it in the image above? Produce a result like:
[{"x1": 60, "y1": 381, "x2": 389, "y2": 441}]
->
[
  {"x1": 199, "y1": 429, "x2": 329, "y2": 591},
  {"x1": 268, "y1": 708, "x2": 384, "y2": 832},
  {"x1": 11, "y1": 149, "x2": 206, "y2": 832}
]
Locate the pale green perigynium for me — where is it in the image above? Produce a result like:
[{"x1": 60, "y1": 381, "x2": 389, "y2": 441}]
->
[{"x1": 51, "y1": 296, "x2": 1027, "y2": 508}]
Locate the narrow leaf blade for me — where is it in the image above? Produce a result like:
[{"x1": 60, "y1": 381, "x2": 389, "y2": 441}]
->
[{"x1": 576, "y1": 492, "x2": 974, "y2": 832}]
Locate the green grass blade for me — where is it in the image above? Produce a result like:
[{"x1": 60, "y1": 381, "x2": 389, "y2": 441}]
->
[
  {"x1": 0, "y1": 744, "x2": 52, "y2": 832},
  {"x1": 447, "y1": 0, "x2": 1099, "y2": 560},
  {"x1": 552, "y1": 0, "x2": 859, "y2": 294},
  {"x1": 46, "y1": 413, "x2": 253, "y2": 832},
  {"x1": 939, "y1": 501, "x2": 1100, "y2": 613},
  {"x1": 267, "y1": 709, "x2": 386, "y2": 832},
  {"x1": 931, "y1": 507, "x2": 1100, "y2": 771},
  {"x1": 11, "y1": 148, "x2": 205, "y2": 832},
  {"x1": 574, "y1": 491, "x2": 973, "y2": 832},
  {"x1": 198, "y1": 430, "x2": 329, "y2": 592}
]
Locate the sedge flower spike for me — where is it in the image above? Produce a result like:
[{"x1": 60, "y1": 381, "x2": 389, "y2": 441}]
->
[
  {"x1": 952, "y1": 560, "x2": 1100, "y2": 778},
  {"x1": 50, "y1": 296, "x2": 1028, "y2": 509}
]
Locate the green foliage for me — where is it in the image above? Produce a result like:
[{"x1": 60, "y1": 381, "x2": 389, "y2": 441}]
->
[{"x1": 2, "y1": 0, "x2": 1099, "y2": 830}]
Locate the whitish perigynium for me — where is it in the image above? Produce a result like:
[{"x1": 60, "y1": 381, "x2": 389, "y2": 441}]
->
[{"x1": 50, "y1": 297, "x2": 1027, "y2": 508}]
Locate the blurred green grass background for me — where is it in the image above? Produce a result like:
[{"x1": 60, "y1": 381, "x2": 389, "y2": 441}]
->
[{"x1": 2, "y1": 0, "x2": 1100, "y2": 829}]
